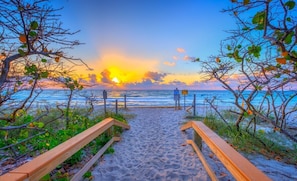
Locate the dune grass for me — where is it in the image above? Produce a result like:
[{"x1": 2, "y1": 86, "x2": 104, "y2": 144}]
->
[{"x1": 189, "y1": 112, "x2": 297, "y2": 165}]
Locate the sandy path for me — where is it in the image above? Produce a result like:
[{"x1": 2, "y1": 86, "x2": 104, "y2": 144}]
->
[
  {"x1": 92, "y1": 108, "x2": 211, "y2": 180},
  {"x1": 91, "y1": 107, "x2": 297, "y2": 181}
]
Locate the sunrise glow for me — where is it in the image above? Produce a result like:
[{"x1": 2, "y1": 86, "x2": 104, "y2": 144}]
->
[
  {"x1": 112, "y1": 77, "x2": 120, "y2": 84},
  {"x1": 58, "y1": 1, "x2": 234, "y2": 90}
]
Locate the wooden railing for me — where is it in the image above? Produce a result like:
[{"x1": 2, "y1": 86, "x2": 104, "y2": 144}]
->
[
  {"x1": 181, "y1": 121, "x2": 272, "y2": 181},
  {"x1": 0, "y1": 117, "x2": 130, "y2": 181}
]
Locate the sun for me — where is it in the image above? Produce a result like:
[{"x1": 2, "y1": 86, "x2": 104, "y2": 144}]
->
[{"x1": 112, "y1": 77, "x2": 120, "y2": 84}]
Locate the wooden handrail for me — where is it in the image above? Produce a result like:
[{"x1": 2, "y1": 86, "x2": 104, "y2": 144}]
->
[
  {"x1": 181, "y1": 121, "x2": 271, "y2": 181},
  {"x1": 186, "y1": 140, "x2": 218, "y2": 181},
  {"x1": 0, "y1": 118, "x2": 130, "y2": 181}
]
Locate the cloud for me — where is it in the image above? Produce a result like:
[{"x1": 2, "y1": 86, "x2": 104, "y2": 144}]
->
[
  {"x1": 177, "y1": 48, "x2": 185, "y2": 53},
  {"x1": 93, "y1": 51, "x2": 159, "y2": 83},
  {"x1": 183, "y1": 55, "x2": 196, "y2": 61},
  {"x1": 88, "y1": 74, "x2": 98, "y2": 84},
  {"x1": 124, "y1": 79, "x2": 162, "y2": 90},
  {"x1": 163, "y1": 61, "x2": 176, "y2": 67},
  {"x1": 144, "y1": 71, "x2": 167, "y2": 82},
  {"x1": 172, "y1": 56, "x2": 178, "y2": 60},
  {"x1": 100, "y1": 69, "x2": 113, "y2": 84}
]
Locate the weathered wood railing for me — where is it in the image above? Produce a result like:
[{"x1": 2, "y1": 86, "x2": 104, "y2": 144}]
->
[
  {"x1": 181, "y1": 121, "x2": 271, "y2": 181},
  {"x1": 0, "y1": 117, "x2": 130, "y2": 181}
]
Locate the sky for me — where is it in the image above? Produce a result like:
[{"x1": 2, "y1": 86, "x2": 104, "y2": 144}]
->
[{"x1": 51, "y1": 0, "x2": 237, "y2": 90}]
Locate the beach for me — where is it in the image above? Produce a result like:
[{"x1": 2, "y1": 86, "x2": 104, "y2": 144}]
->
[{"x1": 91, "y1": 107, "x2": 297, "y2": 181}]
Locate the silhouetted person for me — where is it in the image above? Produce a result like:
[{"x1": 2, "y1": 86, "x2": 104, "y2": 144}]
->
[{"x1": 174, "y1": 88, "x2": 180, "y2": 110}]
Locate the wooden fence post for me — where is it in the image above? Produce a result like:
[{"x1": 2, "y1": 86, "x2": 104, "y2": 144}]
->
[
  {"x1": 115, "y1": 99, "x2": 118, "y2": 114},
  {"x1": 124, "y1": 95, "x2": 127, "y2": 109},
  {"x1": 193, "y1": 94, "x2": 196, "y2": 116}
]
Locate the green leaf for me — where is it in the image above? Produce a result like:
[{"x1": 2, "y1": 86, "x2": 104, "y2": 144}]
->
[
  {"x1": 284, "y1": 32, "x2": 294, "y2": 44},
  {"x1": 252, "y1": 11, "x2": 265, "y2": 25},
  {"x1": 255, "y1": 24, "x2": 264, "y2": 30},
  {"x1": 247, "y1": 45, "x2": 261, "y2": 58},
  {"x1": 20, "y1": 130, "x2": 29, "y2": 138},
  {"x1": 227, "y1": 45, "x2": 232, "y2": 51},
  {"x1": 235, "y1": 58, "x2": 242, "y2": 62},
  {"x1": 255, "y1": 85, "x2": 263, "y2": 90},
  {"x1": 83, "y1": 171, "x2": 92, "y2": 179},
  {"x1": 37, "y1": 122, "x2": 44, "y2": 128},
  {"x1": 41, "y1": 58, "x2": 47, "y2": 63},
  {"x1": 40, "y1": 71, "x2": 49, "y2": 78},
  {"x1": 274, "y1": 30, "x2": 284, "y2": 40},
  {"x1": 287, "y1": 17, "x2": 292, "y2": 22},
  {"x1": 20, "y1": 44, "x2": 27, "y2": 48},
  {"x1": 227, "y1": 53, "x2": 233, "y2": 58},
  {"x1": 30, "y1": 21, "x2": 38, "y2": 30},
  {"x1": 40, "y1": 174, "x2": 51, "y2": 181},
  {"x1": 285, "y1": 55, "x2": 291, "y2": 60},
  {"x1": 285, "y1": 1, "x2": 295, "y2": 10},
  {"x1": 18, "y1": 49, "x2": 26, "y2": 56},
  {"x1": 242, "y1": 27, "x2": 250, "y2": 31},
  {"x1": 274, "y1": 73, "x2": 281, "y2": 78},
  {"x1": 29, "y1": 31, "x2": 37, "y2": 37},
  {"x1": 292, "y1": 50, "x2": 297, "y2": 58},
  {"x1": 243, "y1": 0, "x2": 250, "y2": 5}
]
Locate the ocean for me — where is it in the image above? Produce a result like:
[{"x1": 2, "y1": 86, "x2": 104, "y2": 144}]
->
[{"x1": 10, "y1": 89, "x2": 297, "y2": 110}]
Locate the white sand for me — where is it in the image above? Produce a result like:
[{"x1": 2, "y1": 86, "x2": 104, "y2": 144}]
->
[
  {"x1": 91, "y1": 107, "x2": 297, "y2": 181},
  {"x1": 91, "y1": 107, "x2": 233, "y2": 181}
]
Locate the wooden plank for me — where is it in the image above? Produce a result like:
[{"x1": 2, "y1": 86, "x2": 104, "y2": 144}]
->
[
  {"x1": 0, "y1": 172, "x2": 28, "y2": 181},
  {"x1": 113, "y1": 120, "x2": 130, "y2": 130},
  {"x1": 0, "y1": 117, "x2": 129, "y2": 181},
  {"x1": 180, "y1": 121, "x2": 193, "y2": 131},
  {"x1": 183, "y1": 121, "x2": 271, "y2": 181},
  {"x1": 71, "y1": 137, "x2": 121, "y2": 181},
  {"x1": 186, "y1": 140, "x2": 218, "y2": 181}
]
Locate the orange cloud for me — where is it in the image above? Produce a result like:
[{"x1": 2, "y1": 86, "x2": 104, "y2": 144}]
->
[
  {"x1": 163, "y1": 61, "x2": 176, "y2": 67},
  {"x1": 183, "y1": 55, "x2": 196, "y2": 61},
  {"x1": 100, "y1": 69, "x2": 113, "y2": 84},
  {"x1": 144, "y1": 71, "x2": 166, "y2": 82},
  {"x1": 172, "y1": 56, "x2": 178, "y2": 60},
  {"x1": 163, "y1": 73, "x2": 203, "y2": 85},
  {"x1": 90, "y1": 50, "x2": 159, "y2": 84},
  {"x1": 177, "y1": 48, "x2": 185, "y2": 53}
]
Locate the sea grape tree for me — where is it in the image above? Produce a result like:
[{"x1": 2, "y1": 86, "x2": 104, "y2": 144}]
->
[
  {"x1": 0, "y1": 0, "x2": 88, "y2": 123},
  {"x1": 198, "y1": 0, "x2": 297, "y2": 142}
]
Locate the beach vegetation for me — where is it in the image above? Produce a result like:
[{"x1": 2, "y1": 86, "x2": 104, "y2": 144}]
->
[
  {"x1": 201, "y1": 114, "x2": 297, "y2": 164},
  {"x1": 195, "y1": 0, "x2": 297, "y2": 145},
  {"x1": 83, "y1": 171, "x2": 93, "y2": 180},
  {"x1": 0, "y1": 106, "x2": 128, "y2": 178},
  {"x1": 0, "y1": 0, "x2": 90, "y2": 125}
]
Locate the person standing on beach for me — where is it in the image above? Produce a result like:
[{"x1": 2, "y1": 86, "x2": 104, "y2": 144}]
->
[{"x1": 174, "y1": 88, "x2": 180, "y2": 110}]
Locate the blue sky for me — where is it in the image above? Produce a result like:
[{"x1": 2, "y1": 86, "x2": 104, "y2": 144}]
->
[{"x1": 51, "y1": 0, "x2": 237, "y2": 90}]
